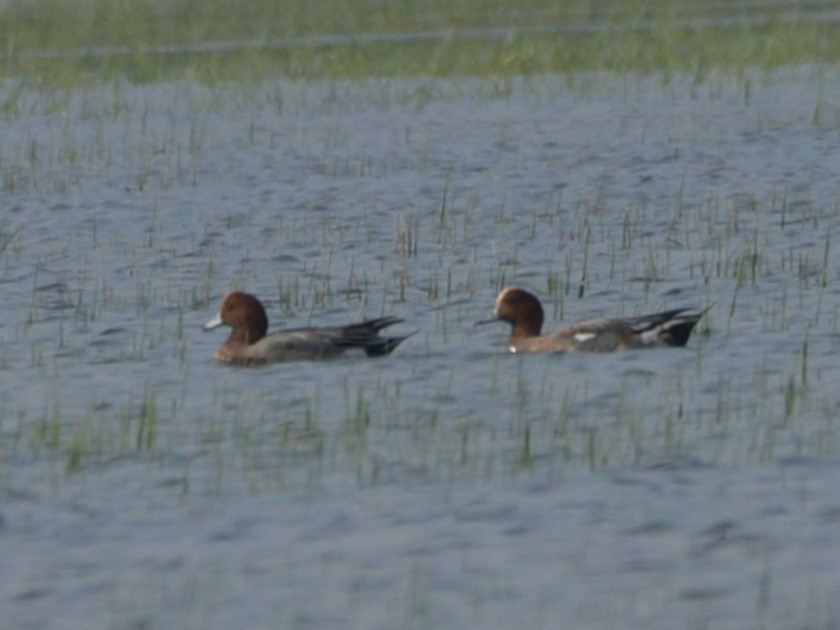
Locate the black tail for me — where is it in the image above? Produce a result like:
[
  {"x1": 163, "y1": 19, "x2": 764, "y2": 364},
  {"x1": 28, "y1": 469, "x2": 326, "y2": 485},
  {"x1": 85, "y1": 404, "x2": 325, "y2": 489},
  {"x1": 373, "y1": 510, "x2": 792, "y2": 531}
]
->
[
  {"x1": 656, "y1": 307, "x2": 710, "y2": 347},
  {"x1": 335, "y1": 316, "x2": 416, "y2": 356}
]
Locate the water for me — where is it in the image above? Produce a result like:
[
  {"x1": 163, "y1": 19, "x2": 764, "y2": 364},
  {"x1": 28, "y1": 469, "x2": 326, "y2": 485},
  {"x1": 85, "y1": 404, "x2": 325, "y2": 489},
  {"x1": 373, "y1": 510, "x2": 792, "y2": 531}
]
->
[{"x1": 1, "y1": 66, "x2": 839, "y2": 628}]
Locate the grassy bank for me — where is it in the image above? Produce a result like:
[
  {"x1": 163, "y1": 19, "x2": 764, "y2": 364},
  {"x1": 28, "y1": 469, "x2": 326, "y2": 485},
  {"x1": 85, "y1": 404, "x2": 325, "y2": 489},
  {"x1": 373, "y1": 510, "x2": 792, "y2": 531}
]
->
[{"x1": 2, "y1": 0, "x2": 839, "y2": 84}]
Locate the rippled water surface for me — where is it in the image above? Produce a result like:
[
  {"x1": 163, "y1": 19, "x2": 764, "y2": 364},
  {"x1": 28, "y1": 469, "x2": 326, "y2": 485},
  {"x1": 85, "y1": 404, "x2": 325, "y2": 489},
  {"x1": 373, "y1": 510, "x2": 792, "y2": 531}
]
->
[{"x1": 2, "y1": 66, "x2": 840, "y2": 628}]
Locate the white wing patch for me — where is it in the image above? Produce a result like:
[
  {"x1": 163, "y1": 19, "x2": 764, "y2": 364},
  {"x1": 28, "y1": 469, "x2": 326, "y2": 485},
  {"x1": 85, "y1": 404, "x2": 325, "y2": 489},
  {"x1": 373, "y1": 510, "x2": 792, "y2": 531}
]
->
[{"x1": 573, "y1": 332, "x2": 597, "y2": 343}]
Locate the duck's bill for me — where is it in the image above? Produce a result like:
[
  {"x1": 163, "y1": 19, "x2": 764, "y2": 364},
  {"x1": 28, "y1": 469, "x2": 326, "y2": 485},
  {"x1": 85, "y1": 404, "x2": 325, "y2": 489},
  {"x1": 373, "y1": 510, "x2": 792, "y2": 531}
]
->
[
  {"x1": 474, "y1": 316, "x2": 499, "y2": 327},
  {"x1": 203, "y1": 313, "x2": 223, "y2": 330}
]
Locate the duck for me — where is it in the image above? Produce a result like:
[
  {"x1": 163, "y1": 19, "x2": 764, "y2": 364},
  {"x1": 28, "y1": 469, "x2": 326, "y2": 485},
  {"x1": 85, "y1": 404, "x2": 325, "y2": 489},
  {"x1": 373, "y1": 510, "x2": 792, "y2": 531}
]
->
[
  {"x1": 477, "y1": 286, "x2": 708, "y2": 353},
  {"x1": 204, "y1": 291, "x2": 414, "y2": 365}
]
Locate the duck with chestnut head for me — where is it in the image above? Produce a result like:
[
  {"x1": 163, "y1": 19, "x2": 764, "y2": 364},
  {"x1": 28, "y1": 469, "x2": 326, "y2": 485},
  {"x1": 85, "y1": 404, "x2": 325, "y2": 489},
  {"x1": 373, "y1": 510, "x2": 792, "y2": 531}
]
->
[
  {"x1": 204, "y1": 291, "x2": 414, "y2": 365},
  {"x1": 477, "y1": 286, "x2": 708, "y2": 353}
]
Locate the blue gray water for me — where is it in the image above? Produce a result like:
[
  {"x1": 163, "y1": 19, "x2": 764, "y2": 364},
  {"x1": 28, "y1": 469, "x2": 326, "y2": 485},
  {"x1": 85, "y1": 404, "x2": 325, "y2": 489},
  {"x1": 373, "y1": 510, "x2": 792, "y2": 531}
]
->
[{"x1": 1, "y1": 65, "x2": 839, "y2": 628}]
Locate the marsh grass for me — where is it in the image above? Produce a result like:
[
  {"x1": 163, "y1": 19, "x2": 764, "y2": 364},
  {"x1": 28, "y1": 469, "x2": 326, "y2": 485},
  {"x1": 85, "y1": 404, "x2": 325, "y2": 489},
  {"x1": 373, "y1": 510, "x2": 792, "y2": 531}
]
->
[
  {"x1": 9, "y1": 170, "x2": 837, "y2": 485},
  {"x1": 0, "y1": 14, "x2": 837, "y2": 625},
  {"x1": 3, "y1": 0, "x2": 840, "y2": 84},
  {"x1": 2, "y1": 46, "x2": 837, "y2": 499}
]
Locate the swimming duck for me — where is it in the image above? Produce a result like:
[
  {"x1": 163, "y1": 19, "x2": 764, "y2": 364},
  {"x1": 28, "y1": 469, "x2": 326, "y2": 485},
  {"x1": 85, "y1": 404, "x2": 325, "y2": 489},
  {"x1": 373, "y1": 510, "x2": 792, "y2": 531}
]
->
[
  {"x1": 477, "y1": 286, "x2": 708, "y2": 353},
  {"x1": 204, "y1": 291, "x2": 414, "y2": 364}
]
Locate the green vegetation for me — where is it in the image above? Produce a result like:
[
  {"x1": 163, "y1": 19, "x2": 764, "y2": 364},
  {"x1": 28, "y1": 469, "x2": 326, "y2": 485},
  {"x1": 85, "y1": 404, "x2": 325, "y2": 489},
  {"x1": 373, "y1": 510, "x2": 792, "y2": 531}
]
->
[
  {"x1": 2, "y1": 0, "x2": 839, "y2": 84},
  {"x1": 0, "y1": 1, "x2": 836, "y2": 494}
]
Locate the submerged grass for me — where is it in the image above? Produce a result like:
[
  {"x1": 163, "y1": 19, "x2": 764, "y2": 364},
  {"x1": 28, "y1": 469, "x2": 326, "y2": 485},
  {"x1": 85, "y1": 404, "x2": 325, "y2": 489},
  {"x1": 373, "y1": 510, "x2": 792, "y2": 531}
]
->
[{"x1": 2, "y1": 0, "x2": 840, "y2": 84}]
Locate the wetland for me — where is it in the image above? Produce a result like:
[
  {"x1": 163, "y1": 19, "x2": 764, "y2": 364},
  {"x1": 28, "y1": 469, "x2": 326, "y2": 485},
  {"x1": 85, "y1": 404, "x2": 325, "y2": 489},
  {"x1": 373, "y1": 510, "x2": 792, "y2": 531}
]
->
[{"x1": 1, "y1": 1, "x2": 840, "y2": 628}]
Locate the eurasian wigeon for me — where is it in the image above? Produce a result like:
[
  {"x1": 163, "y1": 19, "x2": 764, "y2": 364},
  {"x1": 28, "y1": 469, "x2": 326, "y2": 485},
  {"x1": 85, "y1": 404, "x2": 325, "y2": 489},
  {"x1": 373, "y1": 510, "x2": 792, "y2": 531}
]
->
[
  {"x1": 477, "y1": 286, "x2": 708, "y2": 353},
  {"x1": 204, "y1": 291, "x2": 414, "y2": 365}
]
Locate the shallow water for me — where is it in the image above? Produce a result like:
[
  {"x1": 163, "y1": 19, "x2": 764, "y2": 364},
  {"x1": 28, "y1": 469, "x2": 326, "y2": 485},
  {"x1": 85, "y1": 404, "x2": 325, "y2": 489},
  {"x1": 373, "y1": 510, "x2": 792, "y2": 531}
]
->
[{"x1": 1, "y1": 66, "x2": 840, "y2": 628}]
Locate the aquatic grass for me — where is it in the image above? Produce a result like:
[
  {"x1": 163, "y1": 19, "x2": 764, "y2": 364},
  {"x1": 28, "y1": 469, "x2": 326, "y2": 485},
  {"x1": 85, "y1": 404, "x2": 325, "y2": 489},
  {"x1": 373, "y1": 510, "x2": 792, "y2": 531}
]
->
[
  {"x1": 0, "y1": 225, "x2": 21, "y2": 255},
  {"x1": 134, "y1": 379, "x2": 158, "y2": 450},
  {"x1": 16, "y1": 380, "x2": 161, "y2": 475},
  {"x1": 14, "y1": 290, "x2": 835, "y2": 494},
  {"x1": 3, "y1": 63, "x2": 838, "y2": 486},
  {"x1": 3, "y1": 1, "x2": 840, "y2": 85},
  {"x1": 1, "y1": 51, "x2": 838, "y2": 629}
]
